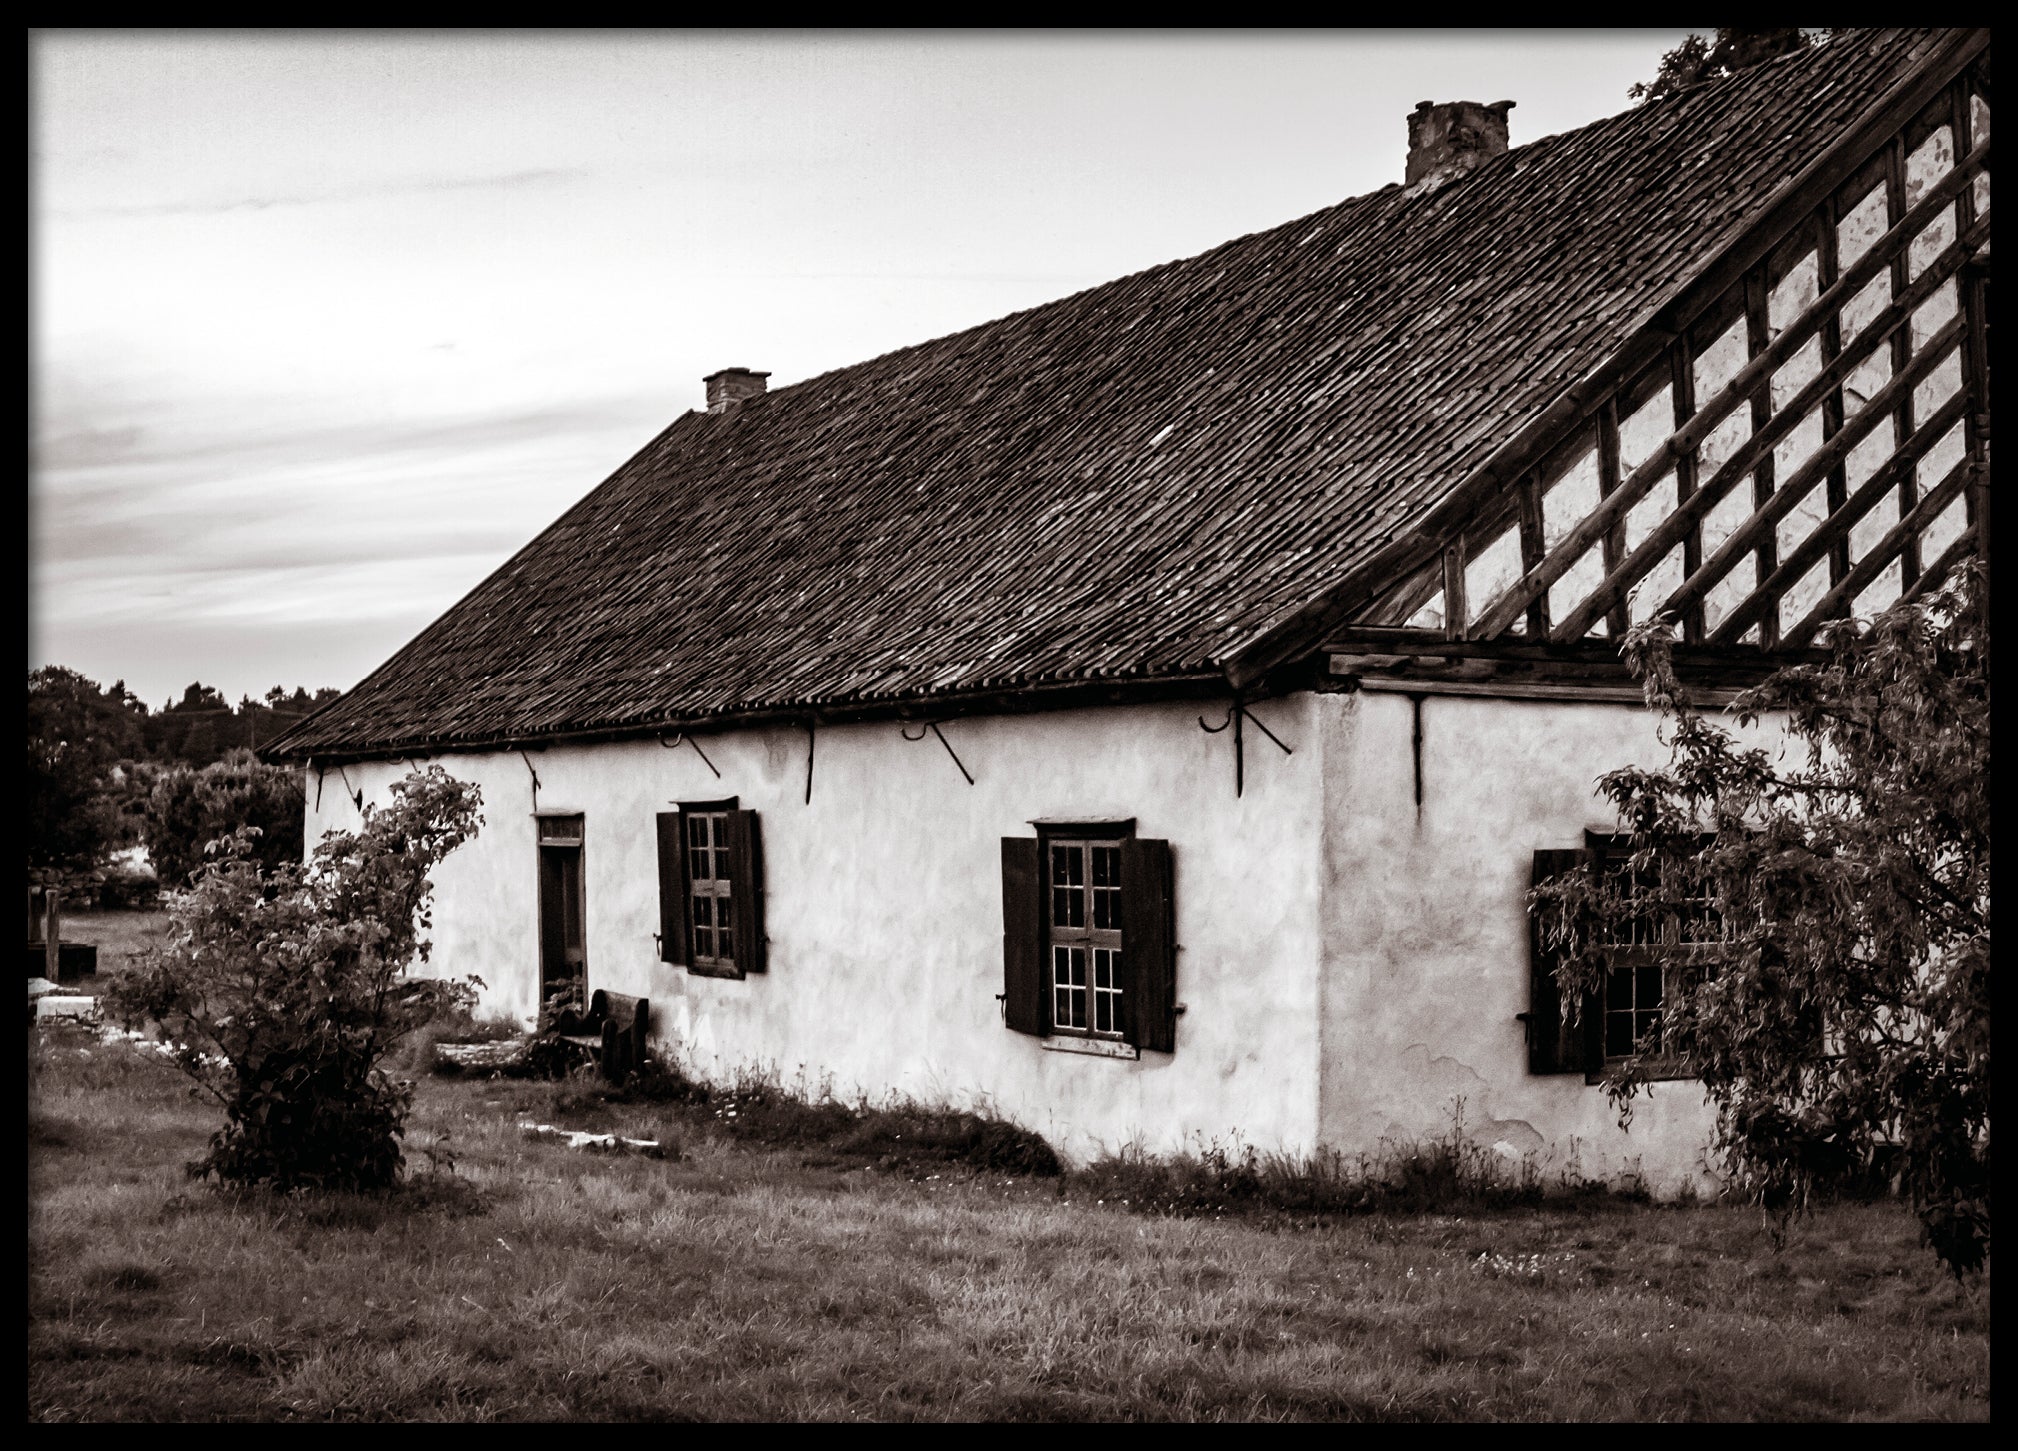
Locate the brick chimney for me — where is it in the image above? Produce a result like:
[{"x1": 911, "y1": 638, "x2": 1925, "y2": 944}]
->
[
  {"x1": 704, "y1": 367, "x2": 770, "y2": 414},
  {"x1": 1405, "y1": 99, "x2": 1514, "y2": 196}
]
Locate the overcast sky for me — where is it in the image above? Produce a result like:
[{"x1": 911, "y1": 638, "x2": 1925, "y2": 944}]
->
[{"x1": 31, "y1": 29, "x2": 1690, "y2": 710}]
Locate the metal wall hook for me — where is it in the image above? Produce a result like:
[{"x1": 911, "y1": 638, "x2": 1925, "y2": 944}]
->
[
  {"x1": 902, "y1": 719, "x2": 975, "y2": 785},
  {"x1": 804, "y1": 719, "x2": 816, "y2": 805},
  {"x1": 658, "y1": 731, "x2": 721, "y2": 779},
  {"x1": 1198, "y1": 699, "x2": 1294, "y2": 798},
  {"x1": 517, "y1": 749, "x2": 543, "y2": 810},
  {"x1": 337, "y1": 764, "x2": 364, "y2": 813}
]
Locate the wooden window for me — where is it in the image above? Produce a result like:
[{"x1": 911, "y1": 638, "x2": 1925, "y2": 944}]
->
[
  {"x1": 1527, "y1": 840, "x2": 1718, "y2": 1080},
  {"x1": 655, "y1": 799, "x2": 765, "y2": 979},
  {"x1": 1001, "y1": 824, "x2": 1175, "y2": 1053}
]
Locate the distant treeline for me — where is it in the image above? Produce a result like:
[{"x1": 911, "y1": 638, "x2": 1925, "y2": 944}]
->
[
  {"x1": 33, "y1": 668, "x2": 342, "y2": 767},
  {"x1": 28, "y1": 665, "x2": 344, "y2": 891}
]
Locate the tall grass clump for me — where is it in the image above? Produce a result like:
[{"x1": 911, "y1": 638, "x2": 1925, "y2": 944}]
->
[{"x1": 1076, "y1": 1098, "x2": 1631, "y2": 1219}]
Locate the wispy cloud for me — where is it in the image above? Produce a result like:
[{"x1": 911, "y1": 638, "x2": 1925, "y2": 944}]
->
[{"x1": 56, "y1": 166, "x2": 580, "y2": 219}]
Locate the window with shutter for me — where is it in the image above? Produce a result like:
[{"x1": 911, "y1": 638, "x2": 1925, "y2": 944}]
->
[
  {"x1": 1527, "y1": 838, "x2": 1720, "y2": 1081},
  {"x1": 1001, "y1": 822, "x2": 1177, "y2": 1053},
  {"x1": 1526, "y1": 848, "x2": 1600, "y2": 1075},
  {"x1": 669, "y1": 797, "x2": 761, "y2": 979}
]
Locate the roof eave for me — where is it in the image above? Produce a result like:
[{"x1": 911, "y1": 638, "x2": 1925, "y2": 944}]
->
[{"x1": 263, "y1": 668, "x2": 1237, "y2": 767}]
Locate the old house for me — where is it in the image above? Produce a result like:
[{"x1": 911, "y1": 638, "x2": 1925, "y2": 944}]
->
[{"x1": 267, "y1": 29, "x2": 1990, "y2": 1190}]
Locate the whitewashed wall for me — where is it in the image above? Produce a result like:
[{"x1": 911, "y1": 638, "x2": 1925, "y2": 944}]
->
[
  {"x1": 303, "y1": 687, "x2": 1785, "y2": 1187},
  {"x1": 302, "y1": 697, "x2": 1328, "y2": 1165},
  {"x1": 1312, "y1": 689, "x2": 1796, "y2": 1197}
]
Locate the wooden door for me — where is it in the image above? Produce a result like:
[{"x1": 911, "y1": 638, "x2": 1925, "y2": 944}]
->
[{"x1": 537, "y1": 816, "x2": 586, "y2": 1001}]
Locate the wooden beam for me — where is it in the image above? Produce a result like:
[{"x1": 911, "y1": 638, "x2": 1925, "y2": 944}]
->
[
  {"x1": 1595, "y1": 399, "x2": 1629, "y2": 639},
  {"x1": 1743, "y1": 268, "x2": 1781, "y2": 646},
  {"x1": 1899, "y1": 526, "x2": 1977, "y2": 607},
  {"x1": 1950, "y1": 78, "x2": 1992, "y2": 604},
  {"x1": 1698, "y1": 390, "x2": 1968, "y2": 644},
  {"x1": 1813, "y1": 198, "x2": 1853, "y2": 593},
  {"x1": 1441, "y1": 539, "x2": 1468, "y2": 642},
  {"x1": 1467, "y1": 186, "x2": 1990, "y2": 643},
  {"x1": 1549, "y1": 316, "x2": 1961, "y2": 645},
  {"x1": 1780, "y1": 458, "x2": 1973, "y2": 647},
  {"x1": 1221, "y1": 30, "x2": 1989, "y2": 688},
  {"x1": 1670, "y1": 337, "x2": 1703, "y2": 643},
  {"x1": 1347, "y1": 677, "x2": 1752, "y2": 707},
  {"x1": 1882, "y1": 135, "x2": 1921, "y2": 596},
  {"x1": 1517, "y1": 471, "x2": 1549, "y2": 636}
]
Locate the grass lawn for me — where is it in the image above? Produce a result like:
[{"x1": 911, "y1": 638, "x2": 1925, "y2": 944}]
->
[
  {"x1": 37, "y1": 907, "x2": 171, "y2": 993},
  {"x1": 29, "y1": 1022, "x2": 1989, "y2": 1422}
]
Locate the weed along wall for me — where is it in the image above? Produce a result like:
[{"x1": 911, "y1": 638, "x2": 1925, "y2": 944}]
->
[
  {"x1": 1314, "y1": 689, "x2": 1761, "y2": 1197},
  {"x1": 302, "y1": 697, "x2": 1329, "y2": 1166}
]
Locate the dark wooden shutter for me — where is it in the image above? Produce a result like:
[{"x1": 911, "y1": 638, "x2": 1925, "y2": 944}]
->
[
  {"x1": 727, "y1": 809, "x2": 766, "y2": 975},
  {"x1": 1120, "y1": 837, "x2": 1176, "y2": 1053},
  {"x1": 655, "y1": 812, "x2": 689, "y2": 965},
  {"x1": 1000, "y1": 837, "x2": 1046, "y2": 1036},
  {"x1": 1528, "y1": 848, "x2": 1601, "y2": 1075}
]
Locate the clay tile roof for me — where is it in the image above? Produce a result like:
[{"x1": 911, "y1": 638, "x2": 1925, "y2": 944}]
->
[{"x1": 271, "y1": 29, "x2": 1948, "y2": 761}]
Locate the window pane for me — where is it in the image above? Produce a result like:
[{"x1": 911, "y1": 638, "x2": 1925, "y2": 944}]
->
[
  {"x1": 1095, "y1": 990, "x2": 1114, "y2": 1034},
  {"x1": 1092, "y1": 846, "x2": 1119, "y2": 887},
  {"x1": 1051, "y1": 845, "x2": 1074, "y2": 886},
  {"x1": 717, "y1": 927, "x2": 733, "y2": 962},
  {"x1": 694, "y1": 924, "x2": 714, "y2": 959},
  {"x1": 1093, "y1": 886, "x2": 1121, "y2": 931},
  {"x1": 1093, "y1": 949, "x2": 1112, "y2": 989},
  {"x1": 1053, "y1": 945, "x2": 1072, "y2": 985},
  {"x1": 1636, "y1": 1009, "x2": 1662, "y2": 1054},
  {"x1": 689, "y1": 815, "x2": 708, "y2": 851},
  {"x1": 1637, "y1": 964, "x2": 1664, "y2": 1011},
  {"x1": 692, "y1": 895, "x2": 712, "y2": 928},
  {"x1": 1607, "y1": 1010, "x2": 1636, "y2": 1058},
  {"x1": 1068, "y1": 948, "x2": 1085, "y2": 986}
]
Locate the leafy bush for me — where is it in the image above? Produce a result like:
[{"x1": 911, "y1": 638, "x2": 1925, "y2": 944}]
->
[
  {"x1": 143, "y1": 749, "x2": 305, "y2": 890},
  {"x1": 1533, "y1": 562, "x2": 1989, "y2": 1274},
  {"x1": 104, "y1": 766, "x2": 484, "y2": 1192}
]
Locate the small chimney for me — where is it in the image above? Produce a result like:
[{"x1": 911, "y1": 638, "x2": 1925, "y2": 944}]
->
[
  {"x1": 1405, "y1": 99, "x2": 1514, "y2": 196},
  {"x1": 704, "y1": 367, "x2": 770, "y2": 414}
]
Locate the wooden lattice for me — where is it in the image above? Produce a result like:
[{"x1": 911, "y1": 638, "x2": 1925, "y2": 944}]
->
[{"x1": 1382, "y1": 66, "x2": 1990, "y2": 650}]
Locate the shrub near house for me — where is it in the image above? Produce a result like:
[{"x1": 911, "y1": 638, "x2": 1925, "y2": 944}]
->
[{"x1": 144, "y1": 750, "x2": 305, "y2": 889}]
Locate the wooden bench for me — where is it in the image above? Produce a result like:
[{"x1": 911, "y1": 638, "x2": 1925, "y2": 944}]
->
[{"x1": 552, "y1": 989, "x2": 650, "y2": 1084}]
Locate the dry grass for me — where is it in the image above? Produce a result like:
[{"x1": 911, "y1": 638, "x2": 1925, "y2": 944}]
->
[
  {"x1": 40, "y1": 907, "x2": 171, "y2": 993},
  {"x1": 29, "y1": 1024, "x2": 1989, "y2": 1422}
]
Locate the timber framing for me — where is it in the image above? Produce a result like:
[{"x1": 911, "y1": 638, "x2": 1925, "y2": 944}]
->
[
  {"x1": 1319, "y1": 627, "x2": 1818, "y2": 705},
  {"x1": 1233, "y1": 27, "x2": 1990, "y2": 689}
]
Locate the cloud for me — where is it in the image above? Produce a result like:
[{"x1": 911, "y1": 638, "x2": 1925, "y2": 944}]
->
[{"x1": 55, "y1": 166, "x2": 580, "y2": 219}]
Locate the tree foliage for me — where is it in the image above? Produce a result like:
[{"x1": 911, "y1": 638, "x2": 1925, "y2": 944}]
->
[
  {"x1": 1630, "y1": 29, "x2": 1820, "y2": 104},
  {"x1": 143, "y1": 749, "x2": 307, "y2": 889},
  {"x1": 105, "y1": 767, "x2": 485, "y2": 1193},
  {"x1": 28, "y1": 666, "x2": 145, "y2": 873},
  {"x1": 1531, "y1": 564, "x2": 1989, "y2": 1274}
]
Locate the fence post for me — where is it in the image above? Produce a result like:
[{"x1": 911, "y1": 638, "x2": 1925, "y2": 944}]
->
[{"x1": 45, "y1": 888, "x2": 62, "y2": 980}]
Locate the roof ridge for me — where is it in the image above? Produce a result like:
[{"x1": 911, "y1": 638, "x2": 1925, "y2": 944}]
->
[{"x1": 745, "y1": 30, "x2": 1921, "y2": 417}]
